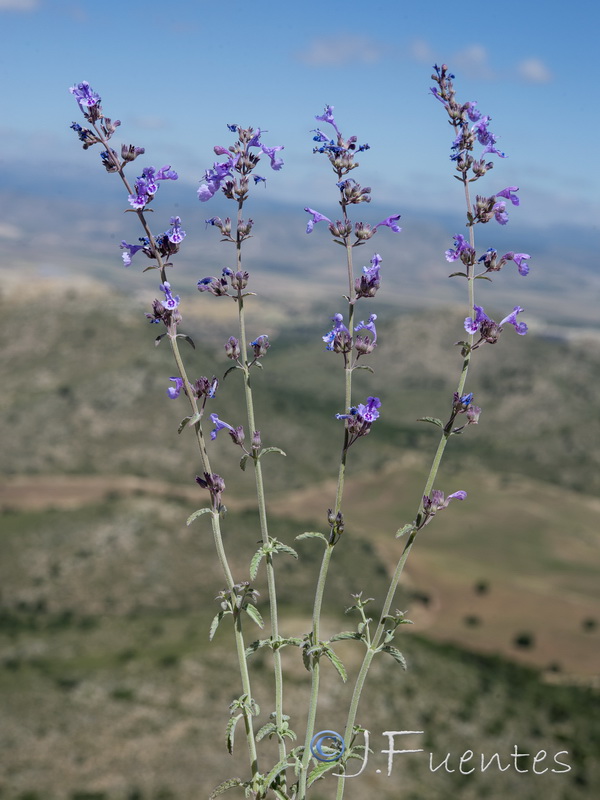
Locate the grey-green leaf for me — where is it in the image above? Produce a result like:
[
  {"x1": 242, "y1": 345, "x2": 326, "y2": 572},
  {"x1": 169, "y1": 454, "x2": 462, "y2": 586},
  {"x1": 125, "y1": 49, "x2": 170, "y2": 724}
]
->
[
  {"x1": 416, "y1": 416, "x2": 443, "y2": 427},
  {"x1": 324, "y1": 646, "x2": 347, "y2": 682},
  {"x1": 296, "y1": 531, "x2": 328, "y2": 543},
  {"x1": 382, "y1": 645, "x2": 407, "y2": 669},
  {"x1": 256, "y1": 722, "x2": 277, "y2": 742},
  {"x1": 249, "y1": 547, "x2": 265, "y2": 581},
  {"x1": 330, "y1": 631, "x2": 363, "y2": 642},
  {"x1": 187, "y1": 507, "x2": 212, "y2": 525},
  {"x1": 209, "y1": 611, "x2": 225, "y2": 641},
  {"x1": 244, "y1": 604, "x2": 264, "y2": 629},
  {"x1": 209, "y1": 777, "x2": 244, "y2": 799},
  {"x1": 258, "y1": 446, "x2": 287, "y2": 458},
  {"x1": 395, "y1": 523, "x2": 416, "y2": 539}
]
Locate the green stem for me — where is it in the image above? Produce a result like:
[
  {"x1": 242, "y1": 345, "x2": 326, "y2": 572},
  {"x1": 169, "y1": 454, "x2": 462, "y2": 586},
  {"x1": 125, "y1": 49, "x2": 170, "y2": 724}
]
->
[
  {"x1": 237, "y1": 281, "x2": 287, "y2": 767},
  {"x1": 298, "y1": 236, "x2": 355, "y2": 799},
  {"x1": 336, "y1": 175, "x2": 477, "y2": 799},
  {"x1": 90, "y1": 125, "x2": 260, "y2": 780}
]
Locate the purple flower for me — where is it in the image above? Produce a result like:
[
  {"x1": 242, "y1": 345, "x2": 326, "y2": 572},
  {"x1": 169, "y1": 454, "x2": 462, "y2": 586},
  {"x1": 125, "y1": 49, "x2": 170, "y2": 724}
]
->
[
  {"x1": 167, "y1": 377, "x2": 185, "y2": 399},
  {"x1": 160, "y1": 281, "x2": 180, "y2": 311},
  {"x1": 304, "y1": 207, "x2": 332, "y2": 233},
  {"x1": 492, "y1": 201, "x2": 509, "y2": 225},
  {"x1": 197, "y1": 157, "x2": 238, "y2": 202},
  {"x1": 356, "y1": 396, "x2": 381, "y2": 423},
  {"x1": 354, "y1": 313, "x2": 378, "y2": 343},
  {"x1": 423, "y1": 489, "x2": 467, "y2": 516},
  {"x1": 323, "y1": 313, "x2": 350, "y2": 351},
  {"x1": 315, "y1": 105, "x2": 340, "y2": 136},
  {"x1": 374, "y1": 214, "x2": 402, "y2": 233},
  {"x1": 127, "y1": 165, "x2": 178, "y2": 210},
  {"x1": 355, "y1": 253, "x2": 382, "y2": 298},
  {"x1": 445, "y1": 234, "x2": 472, "y2": 262},
  {"x1": 501, "y1": 252, "x2": 531, "y2": 276},
  {"x1": 496, "y1": 186, "x2": 520, "y2": 206},
  {"x1": 260, "y1": 144, "x2": 284, "y2": 171},
  {"x1": 167, "y1": 216, "x2": 186, "y2": 244},
  {"x1": 120, "y1": 240, "x2": 144, "y2": 267},
  {"x1": 69, "y1": 81, "x2": 101, "y2": 108},
  {"x1": 209, "y1": 413, "x2": 235, "y2": 441},
  {"x1": 465, "y1": 304, "x2": 528, "y2": 339}
]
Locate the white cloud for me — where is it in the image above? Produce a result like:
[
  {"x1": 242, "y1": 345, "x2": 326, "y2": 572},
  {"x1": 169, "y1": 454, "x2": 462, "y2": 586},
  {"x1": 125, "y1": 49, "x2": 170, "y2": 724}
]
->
[
  {"x1": 452, "y1": 44, "x2": 495, "y2": 79},
  {"x1": 297, "y1": 34, "x2": 383, "y2": 67},
  {"x1": 408, "y1": 37, "x2": 437, "y2": 64},
  {"x1": 517, "y1": 57, "x2": 553, "y2": 84},
  {"x1": 0, "y1": 0, "x2": 40, "y2": 10},
  {"x1": 130, "y1": 116, "x2": 168, "y2": 131}
]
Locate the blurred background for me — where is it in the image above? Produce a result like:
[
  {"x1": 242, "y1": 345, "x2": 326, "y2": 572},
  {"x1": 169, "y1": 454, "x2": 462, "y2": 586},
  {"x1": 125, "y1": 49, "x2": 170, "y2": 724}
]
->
[{"x1": 1, "y1": 1, "x2": 599, "y2": 798}]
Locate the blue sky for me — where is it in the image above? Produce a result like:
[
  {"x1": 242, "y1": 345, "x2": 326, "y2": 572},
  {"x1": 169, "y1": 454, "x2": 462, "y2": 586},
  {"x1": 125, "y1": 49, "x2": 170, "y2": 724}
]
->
[{"x1": 1, "y1": 0, "x2": 598, "y2": 230}]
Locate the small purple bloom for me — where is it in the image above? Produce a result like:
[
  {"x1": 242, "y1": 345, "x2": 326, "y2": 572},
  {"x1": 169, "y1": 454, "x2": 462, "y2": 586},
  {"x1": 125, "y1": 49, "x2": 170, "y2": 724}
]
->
[
  {"x1": 69, "y1": 81, "x2": 101, "y2": 108},
  {"x1": 464, "y1": 305, "x2": 491, "y2": 334},
  {"x1": 445, "y1": 234, "x2": 471, "y2": 262},
  {"x1": 198, "y1": 157, "x2": 238, "y2": 202},
  {"x1": 120, "y1": 240, "x2": 144, "y2": 267},
  {"x1": 210, "y1": 413, "x2": 235, "y2": 441},
  {"x1": 355, "y1": 396, "x2": 381, "y2": 423},
  {"x1": 499, "y1": 306, "x2": 528, "y2": 335},
  {"x1": 253, "y1": 175, "x2": 266, "y2": 185},
  {"x1": 167, "y1": 377, "x2": 185, "y2": 399},
  {"x1": 160, "y1": 281, "x2": 180, "y2": 311},
  {"x1": 260, "y1": 143, "x2": 284, "y2": 171},
  {"x1": 304, "y1": 207, "x2": 331, "y2": 234},
  {"x1": 323, "y1": 313, "x2": 350, "y2": 351},
  {"x1": 492, "y1": 201, "x2": 509, "y2": 225},
  {"x1": 374, "y1": 214, "x2": 402, "y2": 233},
  {"x1": 501, "y1": 251, "x2": 531, "y2": 276},
  {"x1": 496, "y1": 186, "x2": 520, "y2": 206},
  {"x1": 354, "y1": 313, "x2": 378, "y2": 343},
  {"x1": 167, "y1": 216, "x2": 186, "y2": 244},
  {"x1": 315, "y1": 105, "x2": 340, "y2": 136}
]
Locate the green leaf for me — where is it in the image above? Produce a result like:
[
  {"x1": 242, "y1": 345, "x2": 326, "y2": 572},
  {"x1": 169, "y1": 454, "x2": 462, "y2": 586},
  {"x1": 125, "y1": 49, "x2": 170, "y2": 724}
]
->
[
  {"x1": 209, "y1": 777, "x2": 244, "y2": 799},
  {"x1": 244, "y1": 604, "x2": 264, "y2": 629},
  {"x1": 186, "y1": 507, "x2": 212, "y2": 525},
  {"x1": 323, "y1": 646, "x2": 347, "y2": 682},
  {"x1": 381, "y1": 645, "x2": 407, "y2": 669},
  {"x1": 416, "y1": 416, "x2": 443, "y2": 427},
  {"x1": 330, "y1": 631, "x2": 363, "y2": 642},
  {"x1": 179, "y1": 411, "x2": 201, "y2": 434},
  {"x1": 223, "y1": 365, "x2": 240, "y2": 381},
  {"x1": 353, "y1": 364, "x2": 374, "y2": 373},
  {"x1": 240, "y1": 454, "x2": 250, "y2": 472},
  {"x1": 475, "y1": 274, "x2": 493, "y2": 281},
  {"x1": 273, "y1": 541, "x2": 298, "y2": 559},
  {"x1": 249, "y1": 547, "x2": 265, "y2": 581},
  {"x1": 258, "y1": 446, "x2": 287, "y2": 459},
  {"x1": 209, "y1": 611, "x2": 225, "y2": 641},
  {"x1": 448, "y1": 271, "x2": 468, "y2": 278},
  {"x1": 296, "y1": 531, "x2": 328, "y2": 543},
  {"x1": 396, "y1": 523, "x2": 416, "y2": 539},
  {"x1": 265, "y1": 756, "x2": 294, "y2": 790},
  {"x1": 245, "y1": 638, "x2": 271, "y2": 658},
  {"x1": 226, "y1": 713, "x2": 243, "y2": 754},
  {"x1": 307, "y1": 759, "x2": 338, "y2": 787},
  {"x1": 154, "y1": 333, "x2": 166, "y2": 346},
  {"x1": 256, "y1": 722, "x2": 277, "y2": 742},
  {"x1": 177, "y1": 333, "x2": 196, "y2": 348}
]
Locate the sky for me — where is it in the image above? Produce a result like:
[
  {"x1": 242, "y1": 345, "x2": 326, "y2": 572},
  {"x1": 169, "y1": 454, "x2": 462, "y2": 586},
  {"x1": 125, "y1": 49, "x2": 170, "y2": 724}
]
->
[{"x1": 1, "y1": 0, "x2": 598, "y2": 234}]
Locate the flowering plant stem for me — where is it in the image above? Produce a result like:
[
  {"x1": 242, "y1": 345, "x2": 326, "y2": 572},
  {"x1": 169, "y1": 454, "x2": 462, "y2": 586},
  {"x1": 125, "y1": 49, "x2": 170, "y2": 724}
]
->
[
  {"x1": 234, "y1": 202, "x2": 288, "y2": 770},
  {"x1": 298, "y1": 239, "x2": 355, "y2": 799},
  {"x1": 334, "y1": 171, "x2": 477, "y2": 800},
  {"x1": 86, "y1": 119, "x2": 261, "y2": 784}
]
